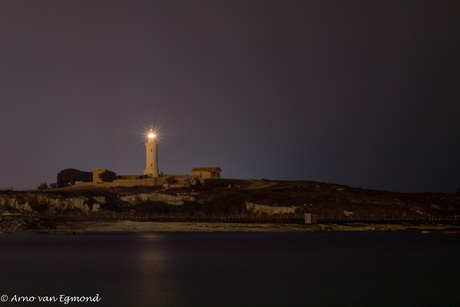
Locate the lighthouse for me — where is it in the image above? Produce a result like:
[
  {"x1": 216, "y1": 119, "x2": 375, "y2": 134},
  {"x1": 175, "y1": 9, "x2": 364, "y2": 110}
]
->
[{"x1": 143, "y1": 127, "x2": 159, "y2": 177}]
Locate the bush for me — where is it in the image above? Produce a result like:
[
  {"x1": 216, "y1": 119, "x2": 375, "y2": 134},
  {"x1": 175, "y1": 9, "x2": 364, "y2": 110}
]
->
[
  {"x1": 37, "y1": 183, "x2": 49, "y2": 190},
  {"x1": 57, "y1": 168, "x2": 92, "y2": 187},
  {"x1": 166, "y1": 177, "x2": 178, "y2": 185},
  {"x1": 182, "y1": 201, "x2": 202, "y2": 213},
  {"x1": 192, "y1": 177, "x2": 202, "y2": 186},
  {"x1": 204, "y1": 179, "x2": 239, "y2": 188},
  {"x1": 99, "y1": 194, "x2": 123, "y2": 212},
  {"x1": 137, "y1": 200, "x2": 177, "y2": 213},
  {"x1": 99, "y1": 170, "x2": 117, "y2": 182},
  {"x1": 202, "y1": 192, "x2": 246, "y2": 214}
]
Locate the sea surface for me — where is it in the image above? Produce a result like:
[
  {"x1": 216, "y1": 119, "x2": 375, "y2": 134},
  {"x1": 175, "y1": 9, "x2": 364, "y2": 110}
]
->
[{"x1": 0, "y1": 231, "x2": 459, "y2": 306}]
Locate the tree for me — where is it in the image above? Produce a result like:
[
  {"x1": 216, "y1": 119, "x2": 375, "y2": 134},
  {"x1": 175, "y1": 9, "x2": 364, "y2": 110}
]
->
[
  {"x1": 37, "y1": 183, "x2": 49, "y2": 190},
  {"x1": 99, "y1": 170, "x2": 117, "y2": 182},
  {"x1": 57, "y1": 168, "x2": 93, "y2": 187}
]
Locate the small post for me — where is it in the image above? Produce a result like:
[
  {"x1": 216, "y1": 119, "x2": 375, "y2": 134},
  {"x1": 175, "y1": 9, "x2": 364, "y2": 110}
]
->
[{"x1": 305, "y1": 213, "x2": 312, "y2": 224}]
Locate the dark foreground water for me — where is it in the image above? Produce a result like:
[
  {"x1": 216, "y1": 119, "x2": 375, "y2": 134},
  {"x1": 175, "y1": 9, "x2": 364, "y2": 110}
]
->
[{"x1": 0, "y1": 231, "x2": 459, "y2": 307}]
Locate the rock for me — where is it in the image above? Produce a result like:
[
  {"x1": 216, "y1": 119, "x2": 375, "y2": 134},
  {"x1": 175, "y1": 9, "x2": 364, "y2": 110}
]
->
[
  {"x1": 92, "y1": 203, "x2": 101, "y2": 212},
  {"x1": 246, "y1": 202, "x2": 297, "y2": 215},
  {"x1": 94, "y1": 197, "x2": 106, "y2": 204},
  {"x1": 36, "y1": 195, "x2": 49, "y2": 205},
  {"x1": 119, "y1": 195, "x2": 137, "y2": 203},
  {"x1": 68, "y1": 198, "x2": 86, "y2": 210},
  {"x1": 16, "y1": 202, "x2": 33, "y2": 212},
  {"x1": 48, "y1": 198, "x2": 62, "y2": 210},
  {"x1": 119, "y1": 193, "x2": 195, "y2": 205},
  {"x1": 60, "y1": 200, "x2": 68, "y2": 211},
  {"x1": 5, "y1": 197, "x2": 18, "y2": 209}
]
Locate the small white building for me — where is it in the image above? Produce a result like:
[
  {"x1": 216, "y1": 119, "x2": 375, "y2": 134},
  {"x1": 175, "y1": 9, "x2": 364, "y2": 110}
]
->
[{"x1": 191, "y1": 167, "x2": 222, "y2": 179}]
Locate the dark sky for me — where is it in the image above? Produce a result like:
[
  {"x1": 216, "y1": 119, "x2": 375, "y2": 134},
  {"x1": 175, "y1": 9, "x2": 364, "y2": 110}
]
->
[{"x1": 1, "y1": 0, "x2": 459, "y2": 193}]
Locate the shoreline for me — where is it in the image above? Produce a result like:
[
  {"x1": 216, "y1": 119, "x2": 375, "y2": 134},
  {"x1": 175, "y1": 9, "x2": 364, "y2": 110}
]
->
[
  {"x1": 64, "y1": 220, "x2": 460, "y2": 233},
  {"x1": 1, "y1": 217, "x2": 460, "y2": 234}
]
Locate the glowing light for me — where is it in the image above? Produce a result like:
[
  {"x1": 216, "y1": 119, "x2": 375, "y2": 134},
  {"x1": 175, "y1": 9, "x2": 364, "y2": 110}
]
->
[{"x1": 140, "y1": 124, "x2": 163, "y2": 145}]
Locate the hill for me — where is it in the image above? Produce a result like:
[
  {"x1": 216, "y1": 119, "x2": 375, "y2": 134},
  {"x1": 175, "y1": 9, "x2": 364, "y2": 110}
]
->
[
  {"x1": 1, "y1": 179, "x2": 459, "y2": 233},
  {"x1": 2, "y1": 178, "x2": 459, "y2": 218}
]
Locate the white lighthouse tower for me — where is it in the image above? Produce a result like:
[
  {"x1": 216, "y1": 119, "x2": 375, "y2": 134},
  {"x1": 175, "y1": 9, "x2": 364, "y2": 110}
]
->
[{"x1": 143, "y1": 127, "x2": 159, "y2": 177}]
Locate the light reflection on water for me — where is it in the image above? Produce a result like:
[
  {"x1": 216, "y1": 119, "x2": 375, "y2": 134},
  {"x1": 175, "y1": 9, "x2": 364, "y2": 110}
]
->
[{"x1": 0, "y1": 232, "x2": 459, "y2": 307}]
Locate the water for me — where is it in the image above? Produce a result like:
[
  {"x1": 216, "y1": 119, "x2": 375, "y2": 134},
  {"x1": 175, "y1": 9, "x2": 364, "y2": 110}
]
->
[{"x1": 0, "y1": 232, "x2": 459, "y2": 306}]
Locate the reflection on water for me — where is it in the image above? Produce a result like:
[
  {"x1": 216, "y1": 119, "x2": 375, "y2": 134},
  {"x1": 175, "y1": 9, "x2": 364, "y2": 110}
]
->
[
  {"x1": 128, "y1": 234, "x2": 173, "y2": 304},
  {"x1": 0, "y1": 232, "x2": 459, "y2": 307}
]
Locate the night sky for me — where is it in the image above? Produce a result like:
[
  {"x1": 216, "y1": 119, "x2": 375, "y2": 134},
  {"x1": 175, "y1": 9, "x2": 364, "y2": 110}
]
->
[{"x1": 1, "y1": 1, "x2": 459, "y2": 193}]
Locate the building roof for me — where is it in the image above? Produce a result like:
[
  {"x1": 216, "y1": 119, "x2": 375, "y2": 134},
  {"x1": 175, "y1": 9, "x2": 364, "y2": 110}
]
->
[{"x1": 191, "y1": 167, "x2": 221, "y2": 172}]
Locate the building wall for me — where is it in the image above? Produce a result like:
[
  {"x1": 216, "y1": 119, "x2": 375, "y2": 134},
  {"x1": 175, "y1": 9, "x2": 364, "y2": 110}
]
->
[
  {"x1": 94, "y1": 177, "x2": 161, "y2": 187},
  {"x1": 213, "y1": 169, "x2": 221, "y2": 179},
  {"x1": 92, "y1": 169, "x2": 106, "y2": 183},
  {"x1": 191, "y1": 170, "x2": 221, "y2": 179}
]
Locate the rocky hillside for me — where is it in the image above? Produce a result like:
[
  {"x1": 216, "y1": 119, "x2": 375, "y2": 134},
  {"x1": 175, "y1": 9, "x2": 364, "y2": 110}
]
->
[{"x1": 1, "y1": 179, "x2": 459, "y2": 220}]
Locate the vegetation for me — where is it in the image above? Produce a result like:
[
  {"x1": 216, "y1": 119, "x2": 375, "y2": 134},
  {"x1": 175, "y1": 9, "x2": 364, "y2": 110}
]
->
[
  {"x1": 133, "y1": 192, "x2": 247, "y2": 215},
  {"x1": 137, "y1": 200, "x2": 178, "y2": 213},
  {"x1": 57, "y1": 168, "x2": 92, "y2": 187},
  {"x1": 37, "y1": 183, "x2": 49, "y2": 190},
  {"x1": 5, "y1": 179, "x2": 460, "y2": 221},
  {"x1": 204, "y1": 179, "x2": 239, "y2": 187},
  {"x1": 202, "y1": 192, "x2": 246, "y2": 214},
  {"x1": 166, "y1": 177, "x2": 178, "y2": 185},
  {"x1": 99, "y1": 170, "x2": 117, "y2": 182},
  {"x1": 192, "y1": 177, "x2": 202, "y2": 186}
]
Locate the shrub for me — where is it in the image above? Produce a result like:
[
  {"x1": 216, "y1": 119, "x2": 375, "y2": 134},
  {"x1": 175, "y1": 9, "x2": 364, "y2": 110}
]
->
[
  {"x1": 202, "y1": 192, "x2": 246, "y2": 214},
  {"x1": 204, "y1": 179, "x2": 232, "y2": 187},
  {"x1": 166, "y1": 177, "x2": 178, "y2": 185},
  {"x1": 37, "y1": 183, "x2": 49, "y2": 190},
  {"x1": 57, "y1": 168, "x2": 92, "y2": 187},
  {"x1": 137, "y1": 200, "x2": 177, "y2": 213},
  {"x1": 192, "y1": 177, "x2": 202, "y2": 186},
  {"x1": 182, "y1": 201, "x2": 202, "y2": 213},
  {"x1": 99, "y1": 170, "x2": 117, "y2": 182}
]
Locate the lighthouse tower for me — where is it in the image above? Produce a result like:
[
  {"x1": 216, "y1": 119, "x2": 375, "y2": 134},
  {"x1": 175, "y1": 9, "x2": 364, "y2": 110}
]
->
[{"x1": 143, "y1": 127, "x2": 159, "y2": 177}]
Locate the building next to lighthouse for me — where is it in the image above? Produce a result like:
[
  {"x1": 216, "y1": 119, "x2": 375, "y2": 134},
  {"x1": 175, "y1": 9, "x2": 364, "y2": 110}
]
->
[
  {"x1": 143, "y1": 127, "x2": 159, "y2": 177},
  {"x1": 191, "y1": 167, "x2": 222, "y2": 179}
]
